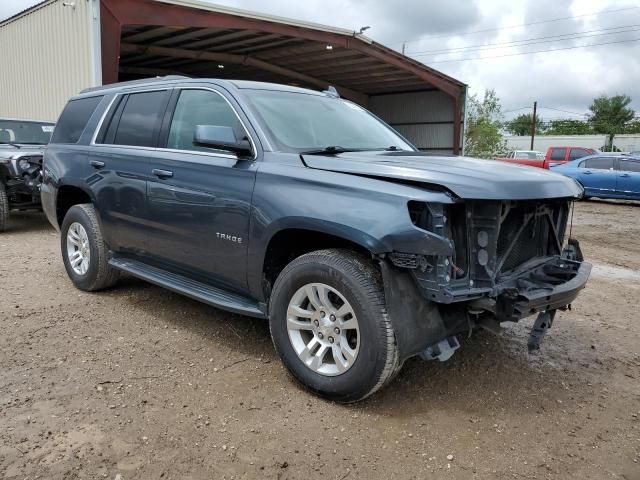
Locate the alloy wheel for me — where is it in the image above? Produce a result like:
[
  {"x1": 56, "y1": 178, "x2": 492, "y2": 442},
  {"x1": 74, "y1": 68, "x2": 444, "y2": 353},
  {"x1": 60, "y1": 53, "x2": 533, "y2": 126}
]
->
[{"x1": 286, "y1": 283, "x2": 360, "y2": 376}]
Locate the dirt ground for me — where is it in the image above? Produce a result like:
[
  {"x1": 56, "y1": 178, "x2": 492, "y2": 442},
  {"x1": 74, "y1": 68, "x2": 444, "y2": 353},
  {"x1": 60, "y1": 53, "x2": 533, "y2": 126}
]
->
[{"x1": 1, "y1": 200, "x2": 639, "y2": 480}]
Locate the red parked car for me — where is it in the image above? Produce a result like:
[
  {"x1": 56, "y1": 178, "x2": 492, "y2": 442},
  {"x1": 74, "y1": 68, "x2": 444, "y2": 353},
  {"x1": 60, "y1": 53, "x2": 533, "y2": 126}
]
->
[{"x1": 496, "y1": 146, "x2": 597, "y2": 169}]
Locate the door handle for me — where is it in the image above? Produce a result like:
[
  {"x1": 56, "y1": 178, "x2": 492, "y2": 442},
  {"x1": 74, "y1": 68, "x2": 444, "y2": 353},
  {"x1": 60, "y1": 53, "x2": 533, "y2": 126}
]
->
[
  {"x1": 619, "y1": 173, "x2": 630, "y2": 177},
  {"x1": 90, "y1": 160, "x2": 105, "y2": 169},
  {"x1": 152, "y1": 168, "x2": 173, "y2": 179},
  {"x1": 583, "y1": 171, "x2": 592, "y2": 175}
]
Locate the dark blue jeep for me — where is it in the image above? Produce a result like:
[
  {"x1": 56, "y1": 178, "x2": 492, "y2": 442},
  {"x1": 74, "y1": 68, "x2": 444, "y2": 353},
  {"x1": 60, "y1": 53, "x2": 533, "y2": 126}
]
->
[{"x1": 42, "y1": 77, "x2": 591, "y2": 402}]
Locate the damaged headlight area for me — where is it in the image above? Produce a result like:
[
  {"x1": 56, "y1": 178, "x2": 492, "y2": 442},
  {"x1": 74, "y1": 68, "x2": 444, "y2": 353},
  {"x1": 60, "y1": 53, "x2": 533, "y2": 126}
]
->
[
  {"x1": 3, "y1": 154, "x2": 43, "y2": 207},
  {"x1": 380, "y1": 198, "x2": 591, "y2": 362}
]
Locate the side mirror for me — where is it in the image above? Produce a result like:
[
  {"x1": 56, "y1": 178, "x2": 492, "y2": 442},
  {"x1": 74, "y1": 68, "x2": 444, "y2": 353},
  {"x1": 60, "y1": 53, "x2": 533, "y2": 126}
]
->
[{"x1": 193, "y1": 125, "x2": 253, "y2": 157}]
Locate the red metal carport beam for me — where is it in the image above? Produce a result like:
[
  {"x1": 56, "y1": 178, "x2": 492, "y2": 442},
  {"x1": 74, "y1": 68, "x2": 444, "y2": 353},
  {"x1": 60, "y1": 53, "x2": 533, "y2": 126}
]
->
[
  {"x1": 452, "y1": 96, "x2": 462, "y2": 156},
  {"x1": 101, "y1": 0, "x2": 464, "y2": 152},
  {"x1": 119, "y1": 43, "x2": 368, "y2": 104},
  {"x1": 100, "y1": 0, "x2": 463, "y2": 96},
  {"x1": 100, "y1": 0, "x2": 122, "y2": 84},
  {"x1": 345, "y1": 40, "x2": 463, "y2": 99}
]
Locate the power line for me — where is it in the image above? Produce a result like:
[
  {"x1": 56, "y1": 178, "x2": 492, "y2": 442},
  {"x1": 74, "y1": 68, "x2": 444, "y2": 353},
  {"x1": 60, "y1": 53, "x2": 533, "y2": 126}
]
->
[
  {"x1": 538, "y1": 106, "x2": 590, "y2": 117},
  {"x1": 397, "y1": 5, "x2": 640, "y2": 45},
  {"x1": 407, "y1": 24, "x2": 640, "y2": 56},
  {"x1": 502, "y1": 106, "x2": 532, "y2": 114},
  {"x1": 424, "y1": 36, "x2": 640, "y2": 64}
]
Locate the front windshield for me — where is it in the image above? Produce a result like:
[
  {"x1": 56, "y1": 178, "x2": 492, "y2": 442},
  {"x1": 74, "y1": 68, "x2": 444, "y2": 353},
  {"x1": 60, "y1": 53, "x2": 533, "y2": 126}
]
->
[
  {"x1": 0, "y1": 120, "x2": 54, "y2": 145},
  {"x1": 243, "y1": 89, "x2": 414, "y2": 153}
]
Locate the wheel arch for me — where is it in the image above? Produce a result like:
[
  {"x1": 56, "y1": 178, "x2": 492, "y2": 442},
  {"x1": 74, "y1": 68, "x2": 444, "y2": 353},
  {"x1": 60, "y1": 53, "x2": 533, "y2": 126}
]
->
[
  {"x1": 256, "y1": 221, "x2": 384, "y2": 300},
  {"x1": 0, "y1": 164, "x2": 11, "y2": 184},
  {"x1": 55, "y1": 184, "x2": 95, "y2": 227}
]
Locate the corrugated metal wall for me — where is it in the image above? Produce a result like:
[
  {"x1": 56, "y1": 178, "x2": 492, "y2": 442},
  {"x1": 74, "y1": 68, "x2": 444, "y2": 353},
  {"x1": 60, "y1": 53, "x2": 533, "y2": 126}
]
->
[
  {"x1": 369, "y1": 90, "x2": 455, "y2": 153},
  {"x1": 0, "y1": 0, "x2": 96, "y2": 122}
]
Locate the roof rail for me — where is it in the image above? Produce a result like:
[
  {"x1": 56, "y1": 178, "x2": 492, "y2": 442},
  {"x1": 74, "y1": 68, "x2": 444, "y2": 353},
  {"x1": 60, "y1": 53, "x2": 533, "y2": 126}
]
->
[{"x1": 80, "y1": 75, "x2": 190, "y2": 94}]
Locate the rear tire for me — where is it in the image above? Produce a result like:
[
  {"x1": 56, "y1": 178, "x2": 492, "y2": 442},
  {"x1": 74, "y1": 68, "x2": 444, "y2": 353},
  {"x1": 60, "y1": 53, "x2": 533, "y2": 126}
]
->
[
  {"x1": 269, "y1": 249, "x2": 400, "y2": 403},
  {"x1": 60, "y1": 204, "x2": 119, "y2": 291},
  {"x1": 0, "y1": 182, "x2": 8, "y2": 233}
]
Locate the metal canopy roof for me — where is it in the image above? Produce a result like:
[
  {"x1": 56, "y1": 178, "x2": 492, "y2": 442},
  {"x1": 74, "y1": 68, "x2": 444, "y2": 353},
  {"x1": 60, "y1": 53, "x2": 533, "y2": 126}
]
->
[{"x1": 102, "y1": 0, "x2": 466, "y2": 104}]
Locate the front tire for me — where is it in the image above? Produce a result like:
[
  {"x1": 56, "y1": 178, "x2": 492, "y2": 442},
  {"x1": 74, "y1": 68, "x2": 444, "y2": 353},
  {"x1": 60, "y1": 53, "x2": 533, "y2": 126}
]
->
[
  {"x1": 60, "y1": 204, "x2": 119, "y2": 291},
  {"x1": 0, "y1": 182, "x2": 8, "y2": 233},
  {"x1": 269, "y1": 249, "x2": 400, "y2": 403}
]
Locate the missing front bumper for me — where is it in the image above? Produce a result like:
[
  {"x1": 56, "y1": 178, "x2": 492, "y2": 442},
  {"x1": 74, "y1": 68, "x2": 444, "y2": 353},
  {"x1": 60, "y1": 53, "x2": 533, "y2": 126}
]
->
[
  {"x1": 380, "y1": 250, "x2": 591, "y2": 362},
  {"x1": 494, "y1": 259, "x2": 591, "y2": 322}
]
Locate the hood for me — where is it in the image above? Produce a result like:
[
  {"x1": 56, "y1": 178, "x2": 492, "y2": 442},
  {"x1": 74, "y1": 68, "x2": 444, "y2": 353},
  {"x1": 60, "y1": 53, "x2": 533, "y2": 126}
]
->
[
  {"x1": 302, "y1": 152, "x2": 583, "y2": 200},
  {"x1": 0, "y1": 144, "x2": 46, "y2": 162}
]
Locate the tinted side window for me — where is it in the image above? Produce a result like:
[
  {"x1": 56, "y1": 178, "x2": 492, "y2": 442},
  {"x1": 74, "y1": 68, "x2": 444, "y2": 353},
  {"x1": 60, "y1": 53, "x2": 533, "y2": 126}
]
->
[
  {"x1": 112, "y1": 91, "x2": 168, "y2": 147},
  {"x1": 620, "y1": 159, "x2": 640, "y2": 173},
  {"x1": 569, "y1": 148, "x2": 590, "y2": 161},
  {"x1": 582, "y1": 157, "x2": 614, "y2": 170},
  {"x1": 550, "y1": 148, "x2": 566, "y2": 161},
  {"x1": 167, "y1": 89, "x2": 244, "y2": 153},
  {"x1": 51, "y1": 96, "x2": 103, "y2": 144}
]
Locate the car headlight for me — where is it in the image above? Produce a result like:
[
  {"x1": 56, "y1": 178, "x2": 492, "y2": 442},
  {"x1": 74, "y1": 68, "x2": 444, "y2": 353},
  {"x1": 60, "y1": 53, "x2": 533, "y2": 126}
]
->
[{"x1": 18, "y1": 158, "x2": 31, "y2": 170}]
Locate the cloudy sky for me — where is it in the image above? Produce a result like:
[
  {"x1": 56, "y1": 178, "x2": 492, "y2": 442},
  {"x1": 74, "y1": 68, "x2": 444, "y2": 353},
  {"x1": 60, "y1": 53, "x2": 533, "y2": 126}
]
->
[{"x1": 1, "y1": 0, "x2": 639, "y2": 120}]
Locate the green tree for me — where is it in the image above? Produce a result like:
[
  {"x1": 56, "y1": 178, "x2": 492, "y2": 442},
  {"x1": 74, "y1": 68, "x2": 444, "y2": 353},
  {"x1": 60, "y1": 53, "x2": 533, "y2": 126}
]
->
[
  {"x1": 588, "y1": 94, "x2": 635, "y2": 151},
  {"x1": 464, "y1": 89, "x2": 506, "y2": 158},
  {"x1": 504, "y1": 113, "x2": 544, "y2": 136},
  {"x1": 545, "y1": 119, "x2": 592, "y2": 135},
  {"x1": 623, "y1": 119, "x2": 640, "y2": 134}
]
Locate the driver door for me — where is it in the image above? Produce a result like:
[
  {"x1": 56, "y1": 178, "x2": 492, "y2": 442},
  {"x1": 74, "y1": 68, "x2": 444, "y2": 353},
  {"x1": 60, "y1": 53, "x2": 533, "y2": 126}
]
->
[{"x1": 144, "y1": 87, "x2": 259, "y2": 293}]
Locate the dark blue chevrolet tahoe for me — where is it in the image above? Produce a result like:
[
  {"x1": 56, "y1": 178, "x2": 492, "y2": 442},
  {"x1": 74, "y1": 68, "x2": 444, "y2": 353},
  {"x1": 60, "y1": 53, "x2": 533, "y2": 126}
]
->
[{"x1": 42, "y1": 77, "x2": 591, "y2": 402}]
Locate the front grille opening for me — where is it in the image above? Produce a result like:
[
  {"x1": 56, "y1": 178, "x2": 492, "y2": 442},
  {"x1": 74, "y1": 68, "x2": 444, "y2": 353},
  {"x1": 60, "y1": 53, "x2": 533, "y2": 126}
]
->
[
  {"x1": 448, "y1": 204, "x2": 468, "y2": 277},
  {"x1": 501, "y1": 216, "x2": 545, "y2": 271},
  {"x1": 497, "y1": 202, "x2": 566, "y2": 273}
]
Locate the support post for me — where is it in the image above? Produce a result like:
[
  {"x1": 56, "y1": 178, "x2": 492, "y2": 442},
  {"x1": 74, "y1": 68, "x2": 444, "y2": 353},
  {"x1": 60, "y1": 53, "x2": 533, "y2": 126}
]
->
[
  {"x1": 452, "y1": 95, "x2": 461, "y2": 155},
  {"x1": 530, "y1": 101, "x2": 537, "y2": 150},
  {"x1": 100, "y1": 1, "x2": 122, "y2": 85}
]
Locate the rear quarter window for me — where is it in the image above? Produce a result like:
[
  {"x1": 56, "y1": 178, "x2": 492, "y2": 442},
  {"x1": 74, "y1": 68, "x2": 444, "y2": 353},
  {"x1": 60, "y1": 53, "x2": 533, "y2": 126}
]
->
[
  {"x1": 51, "y1": 96, "x2": 103, "y2": 144},
  {"x1": 109, "y1": 90, "x2": 169, "y2": 147},
  {"x1": 550, "y1": 148, "x2": 566, "y2": 161},
  {"x1": 620, "y1": 159, "x2": 640, "y2": 173}
]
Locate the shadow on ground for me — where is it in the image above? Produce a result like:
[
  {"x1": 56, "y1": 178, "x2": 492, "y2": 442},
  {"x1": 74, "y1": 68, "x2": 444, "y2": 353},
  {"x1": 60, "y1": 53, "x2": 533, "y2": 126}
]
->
[{"x1": 5, "y1": 211, "x2": 52, "y2": 234}]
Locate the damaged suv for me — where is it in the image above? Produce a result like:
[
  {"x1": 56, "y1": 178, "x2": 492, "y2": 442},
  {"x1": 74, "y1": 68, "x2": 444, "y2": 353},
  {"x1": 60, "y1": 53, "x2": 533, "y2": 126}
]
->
[
  {"x1": 0, "y1": 118, "x2": 55, "y2": 232},
  {"x1": 42, "y1": 78, "x2": 591, "y2": 402}
]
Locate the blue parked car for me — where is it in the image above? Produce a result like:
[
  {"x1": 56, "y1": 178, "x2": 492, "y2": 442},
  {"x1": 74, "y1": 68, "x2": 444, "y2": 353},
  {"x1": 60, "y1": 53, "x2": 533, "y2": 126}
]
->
[{"x1": 550, "y1": 154, "x2": 640, "y2": 200}]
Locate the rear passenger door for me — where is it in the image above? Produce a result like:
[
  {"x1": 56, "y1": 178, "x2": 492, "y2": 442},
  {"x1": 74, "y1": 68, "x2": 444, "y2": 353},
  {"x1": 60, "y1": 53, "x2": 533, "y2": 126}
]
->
[
  {"x1": 145, "y1": 86, "x2": 259, "y2": 293},
  {"x1": 90, "y1": 89, "x2": 171, "y2": 254},
  {"x1": 617, "y1": 158, "x2": 640, "y2": 198}
]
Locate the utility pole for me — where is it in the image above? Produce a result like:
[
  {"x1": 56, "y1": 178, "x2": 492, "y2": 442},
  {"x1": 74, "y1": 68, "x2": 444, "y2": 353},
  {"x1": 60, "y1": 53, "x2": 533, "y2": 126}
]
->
[
  {"x1": 402, "y1": 42, "x2": 406, "y2": 55},
  {"x1": 530, "y1": 101, "x2": 537, "y2": 150}
]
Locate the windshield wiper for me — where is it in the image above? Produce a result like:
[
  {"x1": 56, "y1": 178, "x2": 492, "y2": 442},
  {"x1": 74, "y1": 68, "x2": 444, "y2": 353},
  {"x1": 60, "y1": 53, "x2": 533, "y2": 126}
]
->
[
  {"x1": 300, "y1": 146, "x2": 365, "y2": 155},
  {"x1": 0, "y1": 142, "x2": 21, "y2": 149}
]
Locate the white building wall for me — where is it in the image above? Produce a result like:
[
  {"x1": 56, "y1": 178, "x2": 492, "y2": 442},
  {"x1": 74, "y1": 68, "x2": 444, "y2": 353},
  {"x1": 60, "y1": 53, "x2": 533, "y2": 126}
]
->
[
  {"x1": 0, "y1": 0, "x2": 99, "y2": 122},
  {"x1": 369, "y1": 90, "x2": 457, "y2": 153},
  {"x1": 612, "y1": 134, "x2": 640, "y2": 152},
  {"x1": 505, "y1": 135, "x2": 608, "y2": 152}
]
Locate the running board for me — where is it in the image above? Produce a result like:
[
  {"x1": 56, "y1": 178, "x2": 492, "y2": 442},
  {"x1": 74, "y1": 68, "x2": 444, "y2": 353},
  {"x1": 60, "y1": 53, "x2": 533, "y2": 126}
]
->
[{"x1": 108, "y1": 257, "x2": 266, "y2": 318}]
